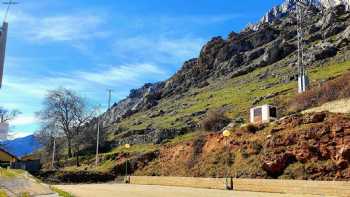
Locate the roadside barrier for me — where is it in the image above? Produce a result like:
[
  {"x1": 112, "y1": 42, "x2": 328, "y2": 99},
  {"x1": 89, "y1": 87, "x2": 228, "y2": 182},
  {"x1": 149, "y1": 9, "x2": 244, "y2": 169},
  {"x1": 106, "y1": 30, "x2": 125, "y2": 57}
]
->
[{"x1": 129, "y1": 176, "x2": 350, "y2": 196}]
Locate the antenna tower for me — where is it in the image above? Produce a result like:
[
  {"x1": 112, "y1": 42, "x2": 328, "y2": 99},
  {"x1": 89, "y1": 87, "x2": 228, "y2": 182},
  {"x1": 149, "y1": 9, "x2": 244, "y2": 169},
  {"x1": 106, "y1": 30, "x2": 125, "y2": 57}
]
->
[{"x1": 296, "y1": 0, "x2": 309, "y2": 93}]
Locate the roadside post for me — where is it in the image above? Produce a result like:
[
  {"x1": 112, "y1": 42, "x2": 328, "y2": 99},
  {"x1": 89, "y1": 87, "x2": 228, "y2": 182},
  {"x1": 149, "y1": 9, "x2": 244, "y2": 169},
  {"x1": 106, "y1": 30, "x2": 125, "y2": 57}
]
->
[
  {"x1": 222, "y1": 129, "x2": 233, "y2": 190},
  {"x1": 125, "y1": 143, "x2": 130, "y2": 183}
]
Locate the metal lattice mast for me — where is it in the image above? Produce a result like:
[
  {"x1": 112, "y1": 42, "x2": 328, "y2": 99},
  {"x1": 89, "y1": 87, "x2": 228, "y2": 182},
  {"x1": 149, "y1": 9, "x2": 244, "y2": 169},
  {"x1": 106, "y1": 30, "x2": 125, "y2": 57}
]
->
[
  {"x1": 297, "y1": 1, "x2": 304, "y2": 79},
  {"x1": 296, "y1": 0, "x2": 309, "y2": 93}
]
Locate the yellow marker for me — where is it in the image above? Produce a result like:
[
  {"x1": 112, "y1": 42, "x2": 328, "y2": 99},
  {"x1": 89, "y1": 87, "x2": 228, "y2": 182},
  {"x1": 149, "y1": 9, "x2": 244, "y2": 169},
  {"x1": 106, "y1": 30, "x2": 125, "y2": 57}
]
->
[
  {"x1": 125, "y1": 144, "x2": 131, "y2": 149},
  {"x1": 222, "y1": 130, "x2": 231, "y2": 137}
]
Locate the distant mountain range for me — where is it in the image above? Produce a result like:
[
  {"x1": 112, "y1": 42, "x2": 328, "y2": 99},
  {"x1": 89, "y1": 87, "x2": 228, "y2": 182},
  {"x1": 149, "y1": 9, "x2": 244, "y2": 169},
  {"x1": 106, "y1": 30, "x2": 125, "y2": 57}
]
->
[{"x1": 1, "y1": 135, "x2": 42, "y2": 158}]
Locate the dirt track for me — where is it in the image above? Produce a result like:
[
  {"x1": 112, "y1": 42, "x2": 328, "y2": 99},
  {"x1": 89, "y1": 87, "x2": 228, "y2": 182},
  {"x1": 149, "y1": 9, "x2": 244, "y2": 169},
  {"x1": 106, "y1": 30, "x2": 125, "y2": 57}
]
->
[{"x1": 55, "y1": 184, "x2": 326, "y2": 197}]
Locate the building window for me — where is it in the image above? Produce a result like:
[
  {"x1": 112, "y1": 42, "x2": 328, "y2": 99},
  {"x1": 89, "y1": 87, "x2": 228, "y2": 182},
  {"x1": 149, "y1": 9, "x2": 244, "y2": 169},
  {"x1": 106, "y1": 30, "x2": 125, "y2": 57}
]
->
[
  {"x1": 254, "y1": 108, "x2": 262, "y2": 117},
  {"x1": 269, "y1": 106, "x2": 277, "y2": 118}
]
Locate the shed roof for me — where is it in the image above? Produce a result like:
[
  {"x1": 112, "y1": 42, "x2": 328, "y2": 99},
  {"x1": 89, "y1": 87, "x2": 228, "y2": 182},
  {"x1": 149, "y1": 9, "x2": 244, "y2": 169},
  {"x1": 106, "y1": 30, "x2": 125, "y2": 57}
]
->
[{"x1": 0, "y1": 147, "x2": 18, "y2": 160}]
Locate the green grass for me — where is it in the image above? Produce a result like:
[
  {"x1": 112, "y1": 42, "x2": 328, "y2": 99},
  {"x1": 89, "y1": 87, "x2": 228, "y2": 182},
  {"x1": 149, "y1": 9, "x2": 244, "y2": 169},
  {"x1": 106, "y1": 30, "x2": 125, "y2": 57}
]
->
[
  {"x1": 75, "y1": 55, "x2": 350, "y2": 174},
  {"x1": 108, "y1": 58, "x2": 350, "y2": 145},
  {"x1": 0, "y1": 189, "x2": 7, "y2": 197},
  {"x1": 63, "y1": 144, "x2": 161, "y2": 172},
  {"x1": 18, "y1": 193, "x2": 30, "y2": 197},
  {"x1": 111, "y1": 143, "x2": 158, "y2": 154},
  {"x1": 51, "y1": 186, "x2": 75, "y2": 197},
  {"x1": 0, "y1": 169, "x2": 25, "y2": 178},
  {"x1": 310, "y1": 60, "x2": 350, "y2": 80},
  {"x1": 166, "y1": 132, "x2": 200, "y2": 145}
]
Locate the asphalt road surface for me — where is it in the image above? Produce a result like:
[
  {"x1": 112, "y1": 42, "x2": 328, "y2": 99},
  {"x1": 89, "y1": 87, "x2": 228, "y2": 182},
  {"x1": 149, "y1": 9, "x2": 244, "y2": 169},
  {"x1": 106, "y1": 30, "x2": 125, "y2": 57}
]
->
[{"x1": 55, "y1": 184, "x2": 324, "y2": 197}]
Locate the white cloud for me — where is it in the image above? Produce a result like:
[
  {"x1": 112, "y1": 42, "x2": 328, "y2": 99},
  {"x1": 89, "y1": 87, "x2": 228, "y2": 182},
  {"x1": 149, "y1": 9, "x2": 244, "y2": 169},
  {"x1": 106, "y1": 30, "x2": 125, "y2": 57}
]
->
[
  {"x1": 0, "y1": 62, "x2": 168, "y2": 136},
  {"x1": 6, "y1": 10, "x2": 108, "y2": 42},
  {"x1": 3, "y1": 63, "x2": 168, "y2": 102},
  {"x1": 10, "y1": 115, "x2": 38, "y2": 126},
  {"x1": 7, "y1": 131, "x2": 32, "y2": 140},
  {"x1": 113, "y1": 36, "x2": 205, "y2": 64},
  {"x1": 33, "y1": 15, "x2": 106, "y2": 41},
  {"x1": 159, "y1": 14, "x2": 242, "y2": 25},
  {"x1": 74, "y1": 63, "x2": 168, "y2": 86}
]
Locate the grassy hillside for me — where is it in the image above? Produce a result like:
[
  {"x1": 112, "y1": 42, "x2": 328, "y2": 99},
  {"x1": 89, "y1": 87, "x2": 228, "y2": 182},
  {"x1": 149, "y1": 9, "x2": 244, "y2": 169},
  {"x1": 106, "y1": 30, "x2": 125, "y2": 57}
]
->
[
  {"x1": 108, "y1": 52, "x2": 350, "y2": 141},
  {"x1": 50, "y1": 53, "x2": 350, "y2": 178}
]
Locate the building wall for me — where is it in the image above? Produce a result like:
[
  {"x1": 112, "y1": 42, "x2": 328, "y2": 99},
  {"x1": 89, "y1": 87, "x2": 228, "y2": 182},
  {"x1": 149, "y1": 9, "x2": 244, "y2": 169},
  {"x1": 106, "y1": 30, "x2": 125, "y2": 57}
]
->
[
  {"x1": 0, "y1": 150, "x2": 16, "y2": 163},
  {"x1": 11, "y1": 160, "x2": 41, "y2": 172},
  {"x1": 261, "y1": 105, "x2": 269, "y2": 122},
  {"x1": 250, "y1": 105, "x2": 276, "y2": 124}
]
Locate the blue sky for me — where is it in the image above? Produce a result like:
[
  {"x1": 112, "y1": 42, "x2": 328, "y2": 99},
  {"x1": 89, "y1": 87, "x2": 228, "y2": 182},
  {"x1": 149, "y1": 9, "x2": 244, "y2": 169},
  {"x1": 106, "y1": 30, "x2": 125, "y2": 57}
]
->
[{"x1": 0, "y1": 0, "x2": 283, "y2": 138}]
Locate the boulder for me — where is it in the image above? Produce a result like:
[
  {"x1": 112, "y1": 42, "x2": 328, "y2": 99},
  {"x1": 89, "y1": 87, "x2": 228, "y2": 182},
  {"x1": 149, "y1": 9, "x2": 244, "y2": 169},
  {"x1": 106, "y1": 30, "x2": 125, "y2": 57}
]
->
[
  {"x1": 339, "y1": 146, "x2": 350, "y2": 162},
  {"x1": 323, "y1": 24, "x2": 346, "y2": 38},
  {"x1": 303, "y1": 112, "x2": 327, "y2": 124},
  {"x1": 320, "y1": 11, "x2": 336, "y2": 30},
  {"x1": 262, "y1": 153, "x2": 296, "y2": 177},
  {"x1": 336, "y1": 25, "x2": 350, "y2": 47},
  {"x1": 305, "y1": 42, "x2": 337, "y2": 63}
]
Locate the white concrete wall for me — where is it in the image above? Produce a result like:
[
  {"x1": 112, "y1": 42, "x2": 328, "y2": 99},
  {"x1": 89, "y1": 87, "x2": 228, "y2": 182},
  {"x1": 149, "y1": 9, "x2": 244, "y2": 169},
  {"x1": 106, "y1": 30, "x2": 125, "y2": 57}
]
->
[{"x1": 261, "y1": 105, "x2": 269, "y2": 122}]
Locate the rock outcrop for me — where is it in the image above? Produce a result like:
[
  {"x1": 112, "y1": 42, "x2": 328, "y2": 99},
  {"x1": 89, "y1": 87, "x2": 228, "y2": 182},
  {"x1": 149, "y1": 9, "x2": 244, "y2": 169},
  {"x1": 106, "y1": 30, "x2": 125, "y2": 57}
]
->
[
  {"x1": 247, "y1": 0, "x2": 350, "y2": 31},
  {"x1": 100, "y1": 82, "x2": 164, "y2": 127},
  {"x1": 96, "y1": 1, "x2": 350, "y2": 145},
  {"x1": 131, "y1": 112, "x2": 350, "y2": 180}
]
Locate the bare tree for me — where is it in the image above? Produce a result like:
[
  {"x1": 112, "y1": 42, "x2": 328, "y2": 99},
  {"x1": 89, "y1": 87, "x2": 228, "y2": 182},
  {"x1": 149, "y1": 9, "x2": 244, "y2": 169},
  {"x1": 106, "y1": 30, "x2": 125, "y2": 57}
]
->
[
  {"x1": 0, "y1": 107, "x2": 20, "y2": 123},
  {"x1": 71, "y1": 105, "x2": 95, "y2": 166},
  {"x1": 0, "y1": 107, "x2": 20, "y2": 141},
  {"x1": 35, "y1": 122, "x2": 65, "y2": 168},
  {"x1": 37, "y1": 88, "x2": 93, "y2": 159}
]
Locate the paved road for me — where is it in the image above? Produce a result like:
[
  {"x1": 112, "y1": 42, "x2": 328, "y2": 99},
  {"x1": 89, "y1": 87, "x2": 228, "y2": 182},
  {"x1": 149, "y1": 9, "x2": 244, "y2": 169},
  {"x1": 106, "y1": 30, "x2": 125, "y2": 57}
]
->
[
  {"x1": 0, "y1": 170, "x2": 56, "y2": 197},
  {"x1": 55, "y1": 184, "x2": 325, "y2": 197}
]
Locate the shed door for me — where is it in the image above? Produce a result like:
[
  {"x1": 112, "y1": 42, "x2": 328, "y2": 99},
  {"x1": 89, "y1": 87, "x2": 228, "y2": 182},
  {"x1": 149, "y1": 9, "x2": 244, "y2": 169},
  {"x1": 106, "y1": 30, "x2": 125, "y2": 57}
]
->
[{"x1": 253, "y1": 108, "x2": 262, "y2": 123}]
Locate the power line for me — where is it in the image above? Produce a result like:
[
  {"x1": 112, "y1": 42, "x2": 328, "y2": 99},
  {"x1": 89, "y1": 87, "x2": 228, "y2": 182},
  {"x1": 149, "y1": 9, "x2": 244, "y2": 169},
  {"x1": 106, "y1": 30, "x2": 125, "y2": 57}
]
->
[
  {"x1": 3, "y1": 0, "x2": 18, "y2": 22},
  {"x1": 95, "y1": 105, "x2": 101, "y2": 166}
]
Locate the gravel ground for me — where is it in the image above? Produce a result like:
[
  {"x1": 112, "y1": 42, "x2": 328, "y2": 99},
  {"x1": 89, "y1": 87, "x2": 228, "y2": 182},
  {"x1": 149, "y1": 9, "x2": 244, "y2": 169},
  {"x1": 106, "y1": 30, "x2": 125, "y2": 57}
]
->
[{"x1": 55, "y1": 184, "x2": 325, "y2": 197}]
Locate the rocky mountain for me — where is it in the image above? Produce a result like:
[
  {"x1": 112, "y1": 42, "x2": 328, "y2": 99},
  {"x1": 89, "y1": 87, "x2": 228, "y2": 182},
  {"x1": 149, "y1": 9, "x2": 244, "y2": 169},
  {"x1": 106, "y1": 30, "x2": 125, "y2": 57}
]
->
[
  {"x1": 45, "y1": 0, "x2": 350, "y2": 182},
  {"x1": 321, "y1": 0, "x2": 350, "y2": 9},
  {"x1": 91, "y1": 0, "x2": 350, "y2": 148},
  {"x1": 247, "y1": 0, "x2": 350, "y2": 31}
]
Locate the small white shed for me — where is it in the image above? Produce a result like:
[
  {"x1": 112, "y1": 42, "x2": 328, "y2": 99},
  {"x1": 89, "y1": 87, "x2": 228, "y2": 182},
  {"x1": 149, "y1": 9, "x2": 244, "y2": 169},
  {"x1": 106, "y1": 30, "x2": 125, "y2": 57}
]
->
[{"x1": 250, "y1": 104, "x2": 277, "y2": 124}]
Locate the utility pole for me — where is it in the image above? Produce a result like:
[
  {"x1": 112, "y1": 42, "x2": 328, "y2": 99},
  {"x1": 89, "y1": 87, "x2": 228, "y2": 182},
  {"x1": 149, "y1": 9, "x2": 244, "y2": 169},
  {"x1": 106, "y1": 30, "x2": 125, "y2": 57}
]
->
[
  {"x1": 51, "y1": 136, "x2": 56, "y2": 169},
  {"x1": 95, "y1": 105, "x2": 101, "y2": 166},
  {"x1": 0, "y1": 1, "x2": 17, "y2": 89},
  {"x1": 51, "y1": 123, "x2": 59, "y2": 170},
  {"x1": 107, "y1": 89, "x2": 113, "y2": 110},
  {"x1": 296, "y1": 0, "x2": 309, "y2": 93}
]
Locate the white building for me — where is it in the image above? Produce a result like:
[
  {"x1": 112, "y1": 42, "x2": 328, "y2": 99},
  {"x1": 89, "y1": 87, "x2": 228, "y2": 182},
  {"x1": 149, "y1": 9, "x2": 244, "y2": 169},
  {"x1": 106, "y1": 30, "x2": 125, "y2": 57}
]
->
[{"x1": 250, "y1": 104, "x2": 277, "y2": 124}]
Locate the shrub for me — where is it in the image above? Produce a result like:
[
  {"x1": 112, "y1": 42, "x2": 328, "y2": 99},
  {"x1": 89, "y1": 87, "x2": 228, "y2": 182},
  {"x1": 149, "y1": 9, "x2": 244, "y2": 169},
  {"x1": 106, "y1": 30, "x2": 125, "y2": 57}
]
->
[
  {"x1": 243, "y1": 124, "x2": 258, "y2": 133},
  {"x1": 240, "y1": 123, "x2": 266, "y2": 134},
  {"x1": 290, "y1": 72, "x2": 350, "y2": 111},
  {"x1": 200, "y1": 110, "x2": 231, "y2": 132}
]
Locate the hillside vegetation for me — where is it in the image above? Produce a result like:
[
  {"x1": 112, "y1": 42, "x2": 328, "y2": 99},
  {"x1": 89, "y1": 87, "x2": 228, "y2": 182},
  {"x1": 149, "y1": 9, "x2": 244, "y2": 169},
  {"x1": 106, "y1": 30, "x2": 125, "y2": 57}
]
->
[{"x1": 36, "y1": 3, "x2": 350, "y2": 182}]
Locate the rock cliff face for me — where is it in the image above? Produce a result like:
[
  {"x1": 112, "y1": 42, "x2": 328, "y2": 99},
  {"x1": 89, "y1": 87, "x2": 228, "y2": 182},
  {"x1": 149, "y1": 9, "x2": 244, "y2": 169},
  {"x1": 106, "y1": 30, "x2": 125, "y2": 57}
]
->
[
  {"x1": 247, "y1": 0, "x2": 350, "y2": 31},
  {"x1": 98, "y1": 1, "x2": 350, "y2": 144},
  {"x1": 100, "y1": 82, "x2": 164, "y2": 127},
  {"x1": 321, "y1": 0, "x2": 350, "y2": 9},
  {"x1": 134, "y1": 112, "x2": 350, "y2": 180}
]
